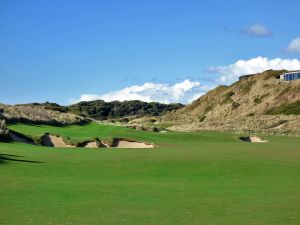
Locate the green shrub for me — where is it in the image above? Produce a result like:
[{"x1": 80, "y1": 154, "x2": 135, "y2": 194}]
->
[
  {"x1": 226, "y1": 92, "x2": 235, "y2": 98},
  {"x1": 204, "y1": 105, "x2": 213, "y2": 113},
  {"x1": 254, "y1": 94, "x2": 269, "y2": 104},
  {"x1": 0, "y1": 120, "x2": 7, "y2": 135},
  {"x1": 221, "y1": 92, "x2": 235, "y2": 105},
  {"x1": 241, "y1": 80, "x2": 256, "y2": 94},
  {"x1": 231, "y1": 102, "x2": 240, "y2": 109},
  {"x1": 0, "y1": 120, "x2": 11, "y2": 142},
  {"x1": 32, "y1": 136, "x2": 43, "y2": 145},
  {"x1": 67, "y1": 100, "x2": 184, "y2": 120},
  {"x1": 254, "y1": 97, "x2": 262, "y2": 104},
  {"x1": 149, "y1": 119, "x2": 157, "y2": 123},
  {"x1": 198, "y1": 115, "x2": 207, "y2": 122}
]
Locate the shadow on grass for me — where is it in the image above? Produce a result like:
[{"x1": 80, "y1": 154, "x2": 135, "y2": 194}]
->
[{"x1": 0, "y1": 153, "x2": 43, "y2": 164}]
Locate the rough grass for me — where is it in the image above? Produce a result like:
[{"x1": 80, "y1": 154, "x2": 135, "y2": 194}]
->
[
  {"x1": 1, "y1": 123, "x2": 300, "y2": 225},
  {"x1": 267, "y1": 100, "x2": 300, "y2": 115},
  {"x1": 162, "y1": 70, "x2": 300, "y2": 134},
  {"x1": 0, "y1": 104, "x2": 89, "y2": 126}
]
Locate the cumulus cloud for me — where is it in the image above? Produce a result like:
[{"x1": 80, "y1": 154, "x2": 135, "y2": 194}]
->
[
  {"x1": 285, "y1": 37, "x2": 300, "y2": 53},
  {"x1": 71, "y1": 57, "x2": 300, "y2": 105},
  {"x1": 71, "y1": 79, "x2": 208, "y2": 104},
  {"x1": 208, "y1": 56, "x2": 300, "y2": 84},
  {"x1": 242, "y1": 23, "x2": 273, "y2": 37}
]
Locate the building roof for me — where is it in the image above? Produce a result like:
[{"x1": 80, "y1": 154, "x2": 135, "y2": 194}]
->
[{"x1": 282, "y1": 70, "x2": 300, "y2": 75}]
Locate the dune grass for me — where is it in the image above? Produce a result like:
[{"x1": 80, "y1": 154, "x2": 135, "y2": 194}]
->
[{"x1": 1, "y1": 123, "x2": 300, "y2": 225}]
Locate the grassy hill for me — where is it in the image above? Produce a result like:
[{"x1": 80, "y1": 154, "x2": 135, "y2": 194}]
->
[
  {"x1": 0, "y1": 103, "x2": 89, "y2": 126},
  {"x1": 67, "y1": 100, "x2": 184, "y2": 120},
  {"x1": 1, "y1": 122, "x2": 300, "y2": 225},
  {"x1": 161, "y1": 70, "x2": 300, "y2": 134},
  {"x1": 0, "y1": 100, "x2": 183, "y2": 126}
]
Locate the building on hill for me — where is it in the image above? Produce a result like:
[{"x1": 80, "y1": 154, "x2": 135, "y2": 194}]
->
[{"x1": 280, "y1": 71, "x2": 300, "y2": 81}]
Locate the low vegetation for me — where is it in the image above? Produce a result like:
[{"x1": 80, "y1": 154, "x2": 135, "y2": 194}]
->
[
  {"x1": 0, "y1": 120, "x2": 9, "y2": 141},
  {"x1": 161, "y1": 70, "x2": 300, "y2": 134},
  {"x1": 2, "y1": 101, "x2": 184, "y2": 124},
  {"x1": 0, "y1": 103, "x2": 89, "y2": 126},
  {"x1": 221, "y1": 91, "x2": 235, "y2": 105},
  {"x1": 68, "y1": 100, "x2": 184, "y2": 120},
  {"x1": 267, "y1": 100, "x2": 300, "y2": 115}
]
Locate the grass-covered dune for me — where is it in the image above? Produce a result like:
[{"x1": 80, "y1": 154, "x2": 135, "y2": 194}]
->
[{"x1": 1, "y1": 123, "x2": 300, "y2": 225}]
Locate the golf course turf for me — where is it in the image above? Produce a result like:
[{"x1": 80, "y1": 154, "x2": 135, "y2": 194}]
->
[{"x1": 1, "y1": 123, "x2": 300, "y2": 225}]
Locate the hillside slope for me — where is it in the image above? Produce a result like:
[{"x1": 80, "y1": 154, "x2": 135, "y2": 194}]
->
[
  {"x1": 68, "y1": 100, "x2": 183, "y2": 120},
  {"x1": 0, "y1": 100, "x2": 183, "y2": 125},
  {"x1": 162, "y1": 70, "x2": 300, "y2": 134},
  {"x1": 0, "y1": 103, "x2": 88, "y2": 126},
  {"x1": 44, "y1": 100, "x2": 184, "y2": 120}
]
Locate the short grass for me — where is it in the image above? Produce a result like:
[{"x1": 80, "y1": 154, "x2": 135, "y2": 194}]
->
[{"x1": 1, "y1": 123, "x2": 300, "y2": 225}]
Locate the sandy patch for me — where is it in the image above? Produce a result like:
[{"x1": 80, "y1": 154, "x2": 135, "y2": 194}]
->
[
  {"x1": 84, "y1": 141, "x2": 98, "y2": 148},
  {"x1": 8, "y1": 131, "x2": 155, "y2": 149},
  {"x1": 100, "y1": 142, "x2": 110, "y2": 147},
  {"x1": 42, "y1": 134, "x2": 75, "y2": 147},
  {"x1": 240, "y1": 136, "x2": 268, "y2": 143},
  {"x1": 115, "y1": 139, "x2": 154, "y2": 148}
]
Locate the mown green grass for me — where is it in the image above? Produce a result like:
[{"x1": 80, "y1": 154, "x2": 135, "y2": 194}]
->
[{"x1": 1, "y1": 123, "x2": 300, "y2": 225}]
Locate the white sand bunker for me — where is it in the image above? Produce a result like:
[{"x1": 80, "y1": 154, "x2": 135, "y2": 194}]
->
[
  {"x1": 240, "y1": 136, "x2": 268, "y2": 143},
  {"x1": 83, "y1": 140, "x2": 109, "y2": 148},
  {"x1": 84, "y1": 141, "x2": 98, "y2": 148},
  {"x1": 40, "y1": 134, "x2": 153, "y2": 149},
  {"x1": 8, "y1": 131, "x2": 154, "y2": 149},
  {"x1": 112, "y1": 138, "x2": 154, "y2": 148},
  {"x1": 42, "y1": 134, "x2": 75, "y2": 147}
]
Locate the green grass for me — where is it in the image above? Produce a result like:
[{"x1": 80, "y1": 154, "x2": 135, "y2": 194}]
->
[{"x1": 1, "y1": 123, "x2": 300, "y2": 225}]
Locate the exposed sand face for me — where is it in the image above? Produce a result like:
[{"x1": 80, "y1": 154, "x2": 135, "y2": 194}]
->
[
  {"x1": 116, "y1": 140, "x2": 154, "y2": 148},
  {"x1": 8, "y1": 132, "x2": 155, "y2": 149},
  {"x1": 42, "y1": 134, "x2": 75, "y2": 147},
  {"x1": 100, "y1": 142, "x2": 110, "y2": 148},
  {"x1": 240, "y1": 136, "x2": 268, "y2": 143},
  {"x1": 84, "y1": 141, "x2": 98, "y2": 148},
  {"x1": 249, "y1": 136, "x2": 268, "y2": 142}
]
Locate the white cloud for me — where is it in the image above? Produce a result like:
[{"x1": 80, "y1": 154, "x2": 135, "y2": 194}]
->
[
  {"x1": 242, "y1": 24, "x2": 272, "y2": 37},
  {"x1": 71, "y1": 79, "x2": 208, "y2": 104},
  {"x1": 71, "y1": 57, "x2": 300, "y2": 105},
  {"x1": 208, "y1": 56, "x2": 300, "y2": 84},
  {"x1": 285, "y1": 37, "x2": 300, "y2": 53}
]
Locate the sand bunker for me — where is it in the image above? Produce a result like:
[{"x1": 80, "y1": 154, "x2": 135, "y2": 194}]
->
[
  {"x1": 84, "y1": 141, "x2": 98, "y2": 148},
  {"x1": 8, "y1": 131, "x2": 154, "y2": 149},
  {"x1": 83, "y1": 140, "x2": 110, "y2": 148},
  {"x1": 42, "y1": 134, "x2": 75, "y2": 147},
  {"x1": 116, "y1": 140, "x2": 153, "y2": 148},
  {"x1": 240, "y1": 136, "x2": 268, "y2": 143},
  {"x1": 112, "y1": 138, "x2": 154, "y2": 148}
]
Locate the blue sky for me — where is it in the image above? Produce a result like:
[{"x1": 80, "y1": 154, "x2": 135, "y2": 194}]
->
[{"x1": 1, "y1": 0, "x2": 300, "y2": 105}]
